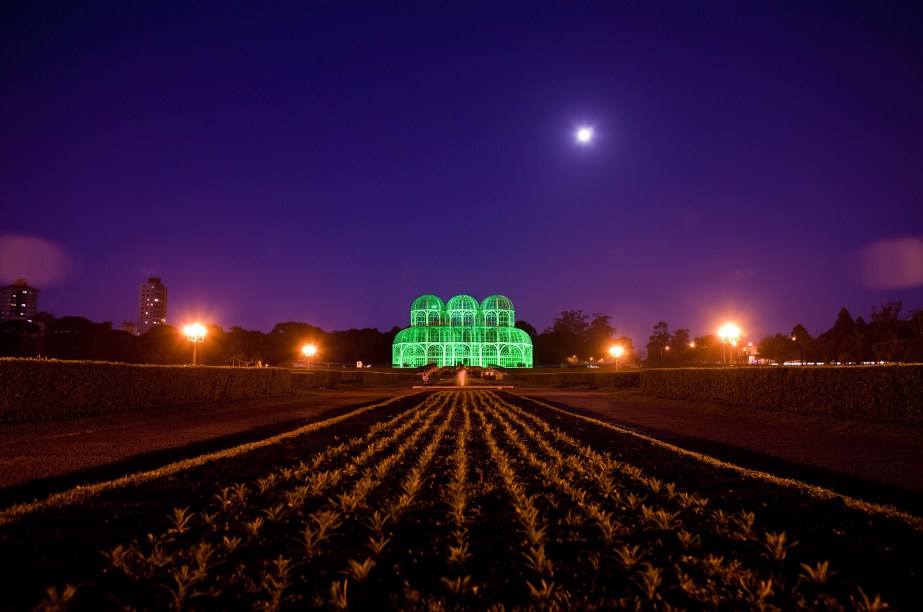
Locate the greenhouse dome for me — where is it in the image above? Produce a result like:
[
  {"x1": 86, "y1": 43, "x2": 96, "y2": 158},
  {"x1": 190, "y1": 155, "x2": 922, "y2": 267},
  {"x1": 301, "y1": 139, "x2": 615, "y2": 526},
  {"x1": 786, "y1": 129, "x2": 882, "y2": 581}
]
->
[
  {"x1": 393, "y1": 294, "x2": 533, "y2": 368},
  {"x1": 410, "y1": 294, "x2": 445, "y2": 327}
]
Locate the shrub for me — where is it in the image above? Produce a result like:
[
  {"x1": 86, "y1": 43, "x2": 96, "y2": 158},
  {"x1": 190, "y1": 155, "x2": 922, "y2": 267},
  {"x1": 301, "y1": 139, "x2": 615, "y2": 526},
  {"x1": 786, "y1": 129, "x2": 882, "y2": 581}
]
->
[
  {"x1": 0, "y1": 359, "x2": 292, "y2": 425},
  {"x1": 639, "y1": 365, "x2": 923, "y2": 426}
]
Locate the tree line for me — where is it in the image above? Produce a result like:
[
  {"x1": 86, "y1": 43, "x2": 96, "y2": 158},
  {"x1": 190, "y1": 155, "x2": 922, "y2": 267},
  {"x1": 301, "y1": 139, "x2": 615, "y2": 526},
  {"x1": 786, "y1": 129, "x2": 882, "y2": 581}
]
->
[
  {"x1": 0, "y1": 315, "x2": 400, "y2": 366},
  {"x1": 0, "y1": 310, "x2": 639, "y2": 367},
  {"x1": 644, "y1": 301, "x2": 923, "y2": 366},
  {"x1": 5, "y1": 303, "x2": 918, "y2": 367},
  {"x1": 756, "y1": 301, "x2": 923, "y2": 364}
]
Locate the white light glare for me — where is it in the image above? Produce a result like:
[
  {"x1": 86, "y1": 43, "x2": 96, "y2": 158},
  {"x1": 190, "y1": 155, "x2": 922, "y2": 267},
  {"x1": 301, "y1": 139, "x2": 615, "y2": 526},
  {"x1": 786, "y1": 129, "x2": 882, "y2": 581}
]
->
[{"x1": 576, "y1": 126, "x2": 594, "y2": 143}]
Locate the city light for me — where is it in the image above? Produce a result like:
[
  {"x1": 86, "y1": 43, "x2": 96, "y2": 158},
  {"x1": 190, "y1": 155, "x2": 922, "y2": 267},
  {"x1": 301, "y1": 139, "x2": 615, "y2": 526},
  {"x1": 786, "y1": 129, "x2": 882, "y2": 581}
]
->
[
  {"x1": 183, "y1": 323, "x2": 206, "y2": 365},
  {"x1": 719, "y1": 323, "x2": 741, "y2": 365},
  {"x1": 609, "y1": 345, "x2": 624, "y2": 371},
  {"x1": 302, "y1": 344, "x2": 317, "y2": 367}
]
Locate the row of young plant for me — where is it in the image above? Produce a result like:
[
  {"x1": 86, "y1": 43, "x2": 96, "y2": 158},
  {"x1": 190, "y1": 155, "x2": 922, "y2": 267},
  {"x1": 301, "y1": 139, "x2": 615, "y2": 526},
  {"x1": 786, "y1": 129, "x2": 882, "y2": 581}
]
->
[
  {"x1": 37, "y1": 390, "x2": 891, "y2": 609},
  {"x1": 474, "y1": 392, "x2": 888, "y2": 609}
]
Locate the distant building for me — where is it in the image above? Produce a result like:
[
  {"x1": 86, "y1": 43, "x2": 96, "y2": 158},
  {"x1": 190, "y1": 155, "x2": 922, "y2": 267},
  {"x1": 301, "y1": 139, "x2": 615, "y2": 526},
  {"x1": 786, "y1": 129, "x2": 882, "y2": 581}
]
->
[
  {"x1": 0, "y1": 278, "x2": 39, "y2": 322},
  {"x1": 138, "y1": 276, "x2": 168, "y2": 335}
]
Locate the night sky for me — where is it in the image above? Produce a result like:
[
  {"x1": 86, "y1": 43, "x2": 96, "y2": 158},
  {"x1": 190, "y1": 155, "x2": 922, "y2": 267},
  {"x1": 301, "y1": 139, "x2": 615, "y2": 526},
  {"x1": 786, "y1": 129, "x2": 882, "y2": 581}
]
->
[{"x1": 3, "y1": 1, "x2": 922, "y2": 351}]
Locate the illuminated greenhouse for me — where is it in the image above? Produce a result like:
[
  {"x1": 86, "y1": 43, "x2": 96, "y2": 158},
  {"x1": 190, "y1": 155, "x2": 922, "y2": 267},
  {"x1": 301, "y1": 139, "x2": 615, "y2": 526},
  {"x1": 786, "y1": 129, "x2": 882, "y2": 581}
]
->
[{"x1": 392, "y1": 294, "x2": 533, "y2": 368}]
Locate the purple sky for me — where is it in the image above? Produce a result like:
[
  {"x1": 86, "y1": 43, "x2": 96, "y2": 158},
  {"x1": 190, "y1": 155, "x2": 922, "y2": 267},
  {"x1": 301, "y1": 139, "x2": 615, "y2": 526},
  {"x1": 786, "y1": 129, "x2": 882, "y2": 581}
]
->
[{"x1": 2, "y1": 1, "x2": 922, "y2": 351}]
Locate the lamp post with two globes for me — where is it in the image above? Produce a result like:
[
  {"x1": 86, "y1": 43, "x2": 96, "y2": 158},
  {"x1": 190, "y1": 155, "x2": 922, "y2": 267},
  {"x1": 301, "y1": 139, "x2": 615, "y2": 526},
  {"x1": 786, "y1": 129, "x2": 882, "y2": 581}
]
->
[
  {"x1": 609, "y1": 345, "x2": 624, "y2": 372},
  {"x1": 183, "y1": 323, "x2": 206, "y2": 365},
  {"x1": 719, "y1": 323, "x2": 741, "y2": 365}
]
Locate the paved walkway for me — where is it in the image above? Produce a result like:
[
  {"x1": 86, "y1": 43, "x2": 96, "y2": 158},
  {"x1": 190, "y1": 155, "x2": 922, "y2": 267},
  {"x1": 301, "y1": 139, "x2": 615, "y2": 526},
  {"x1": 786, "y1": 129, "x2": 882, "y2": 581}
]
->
[
  {"x1": 512, "y1": 387, "x2": 923, "y2": 515},
  {"x1": 1, "y1": 385, "x2": 920, "y2": 515}
]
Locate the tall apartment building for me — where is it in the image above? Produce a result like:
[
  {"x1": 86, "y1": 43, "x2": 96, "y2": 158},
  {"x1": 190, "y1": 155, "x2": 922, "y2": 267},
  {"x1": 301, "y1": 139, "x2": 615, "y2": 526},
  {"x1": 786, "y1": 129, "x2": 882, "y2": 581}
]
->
[
  {"x1": 138, "y1": 276, "x2": 168, "y2": 335},
  {"x1": 0, "y1": 278, "x2": 39, "y2": 322}
]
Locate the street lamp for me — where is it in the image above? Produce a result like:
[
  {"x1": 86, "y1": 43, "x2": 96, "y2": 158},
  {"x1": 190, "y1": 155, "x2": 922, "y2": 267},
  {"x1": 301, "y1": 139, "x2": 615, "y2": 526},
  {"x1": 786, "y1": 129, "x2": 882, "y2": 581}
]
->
[
  {"x1": 719, "y1": 323, "x2": 741, "y2": 365},
  {"x1": 183, "y1": 323, "x2": 206, "y2": 365},
  {"x1": 609, "y1": 345, "x2": 624, "y2": 372},
  {"x1": 302, "y1": 344, "x2": 317, "y2": 368},
  {"x1": 792, "y1": 336, "x2": 806, "y2": 365}
]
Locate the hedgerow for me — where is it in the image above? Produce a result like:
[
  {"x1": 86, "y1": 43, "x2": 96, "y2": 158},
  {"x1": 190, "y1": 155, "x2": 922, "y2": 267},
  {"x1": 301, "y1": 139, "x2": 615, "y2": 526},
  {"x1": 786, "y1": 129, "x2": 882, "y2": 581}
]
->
[
  {"x1": 640, "y1": 365, "x2": 923, "y2": 425},
  {"x1": 0, "y1": 359, "x2": 291, "y2": 425}
]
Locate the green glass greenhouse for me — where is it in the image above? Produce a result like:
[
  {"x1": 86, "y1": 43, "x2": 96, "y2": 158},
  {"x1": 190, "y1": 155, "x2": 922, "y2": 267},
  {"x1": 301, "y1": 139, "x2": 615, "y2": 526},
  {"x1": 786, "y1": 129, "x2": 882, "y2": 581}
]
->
[{"x1": 392, "y1": 294, "x2": 534, "y2": 368}]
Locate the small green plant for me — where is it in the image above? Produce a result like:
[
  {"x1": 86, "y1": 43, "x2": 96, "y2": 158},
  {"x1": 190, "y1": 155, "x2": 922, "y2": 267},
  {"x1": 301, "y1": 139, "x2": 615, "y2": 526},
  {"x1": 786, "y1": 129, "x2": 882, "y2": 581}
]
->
[
  {"x1": 341, "y1": 557, "x2": 376, "y2": 582},
  {"x1": 160, "y1": 564, "x2": 207, "y2": 609},
  {"x1": 852, "y1": 586, "x2": 889, "y2": 611},
  {"x1": 732, "y1": 510, "x2": 757, "y2": 539},
  {"x1": 259, "y1": 555, "x2": 295, "y2": 609},
  {"x1": 200, "y1": 511, "x2": 218, "y2": 527},
  {"x1": 742, "y1": 577, "x2": 774, "y2": 608},
  {"x1": 441, "y1": 575, "x2": 472, "y2": 595},
  {"x1": 35, "y1": 584, "x2": 79, "y2": 611},
  {"x1": 763, "y1": 531, "x2": 798, "y2": 561},
  {"x1": 676, "y1": 529, "x2": 701, "y2": 551},
  {"x1": 261, "y1": 503, "x2": 288, "y2": 522},
  {"x1": 448, "y1": 540, "x2": 473, "y2": 564},
  {"x1": 222, "y1": 534, "x2": 242, "y2": 554},
  {"x1": 213, "y1": 487, "x2": 233, "y2": 511},
  {"x1": 329, "y1": 580, "x2": 348, "y2": 609},
  {"x1": 256, "y1": 474, "x2": 276, "y2": 494},
  {"x1": 166, "y1": 507, "x2": 195, "y2": 536},
  {"x1": 800, "y1": 560, "x2": 836, "y2": 585},
  {"x1": 613, "y1": 544, "x2": 645, "y2": 569},
  {"x1": 364, "y1": 510, "x2": 389, "y2": 535},
  {"x1": 635, "y1": 563, "x2": 663, "y2": 601},
  {"x1": 367, "y1": 535, "x2": 391, "y2": 556},
  {"x1": 243, "y1": 516, "x2": 266, "y2": 539},
  {"x1": 231, "y1": 482, "x2": 249, "y2": 504},
  {"x1": 101, "y1": 544, "x2": 133, "y2": 574},
  {"x1": 526, "y1": 578, "x2": 557, "y2": 601}
]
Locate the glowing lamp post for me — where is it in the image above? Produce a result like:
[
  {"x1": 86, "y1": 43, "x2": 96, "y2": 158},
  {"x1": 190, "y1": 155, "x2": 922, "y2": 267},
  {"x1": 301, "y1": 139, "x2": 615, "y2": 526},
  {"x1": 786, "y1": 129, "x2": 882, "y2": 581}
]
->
[
  {"x1": 719, "y1": 323, "x2": 741, "y2": 365},
  {"x1": 183, "y1": 323, "x2": 206, "y2": 365},
  {"x1": 792, "y1": 336, "x2": 806, "y2": 365},
  {"x1": 302, "y1": 344, "x2": 317, "y2": 368},
  {"x1": 609, "y1": 345, "x2": 624, "y2": 372}
]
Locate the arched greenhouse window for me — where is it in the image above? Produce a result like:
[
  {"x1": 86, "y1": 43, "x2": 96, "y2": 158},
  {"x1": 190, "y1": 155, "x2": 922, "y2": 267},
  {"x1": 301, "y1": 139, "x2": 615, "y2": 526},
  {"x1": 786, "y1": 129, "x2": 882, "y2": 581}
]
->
[
  {"x1": 427, "y1": 344, "x2": 443, "y2": 366},
  {"x1": 499, "y1": 345, "x2": 522, "y2": 368},
  {"x1": 453, "y1": 343, "x2": 471, "y2": 366},
  {"x1": 481, "y1": 344, "x2": 499, "y2": 366}
]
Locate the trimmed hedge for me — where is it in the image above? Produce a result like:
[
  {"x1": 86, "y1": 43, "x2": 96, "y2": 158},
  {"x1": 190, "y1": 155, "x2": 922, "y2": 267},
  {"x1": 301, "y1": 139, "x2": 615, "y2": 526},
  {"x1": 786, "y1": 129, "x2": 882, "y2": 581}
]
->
[
  {"x1": 291, "y1": 369, "x2": 416, "y2": 390},
  {"x1": 511, "y1": 371, "x2": 642, "y2": 389},
  {"x1": 640, "y1": 365, "x2": 923, "y2": 426},
  {"x1": 0, "y1": 359, "x2": 292, "y2": 425}
]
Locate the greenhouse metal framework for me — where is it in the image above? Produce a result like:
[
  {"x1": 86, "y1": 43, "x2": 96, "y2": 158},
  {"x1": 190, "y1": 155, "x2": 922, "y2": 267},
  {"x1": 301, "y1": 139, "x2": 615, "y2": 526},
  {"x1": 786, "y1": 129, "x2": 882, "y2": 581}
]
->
[{"x1": 392, "y1": 294, "x2": 533, "y2": 368}]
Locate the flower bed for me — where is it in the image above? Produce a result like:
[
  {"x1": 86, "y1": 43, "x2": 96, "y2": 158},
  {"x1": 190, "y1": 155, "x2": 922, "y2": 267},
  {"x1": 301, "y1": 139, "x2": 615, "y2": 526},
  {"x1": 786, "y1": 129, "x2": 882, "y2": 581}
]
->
[{"x1": 1, "y1": 390, "x2": 919, "y2": 609}]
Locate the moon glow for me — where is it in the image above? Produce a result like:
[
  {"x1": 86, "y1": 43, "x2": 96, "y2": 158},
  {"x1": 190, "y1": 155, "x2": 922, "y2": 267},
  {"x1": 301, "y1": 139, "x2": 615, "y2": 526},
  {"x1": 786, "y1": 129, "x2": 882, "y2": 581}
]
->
[{"x1": 576, "y1": 126, "x2": 594, "y2": 143}]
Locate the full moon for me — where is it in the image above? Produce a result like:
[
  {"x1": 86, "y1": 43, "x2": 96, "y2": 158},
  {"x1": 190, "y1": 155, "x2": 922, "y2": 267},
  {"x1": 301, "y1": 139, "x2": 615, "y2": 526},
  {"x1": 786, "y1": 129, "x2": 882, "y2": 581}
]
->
[{"x1": 576, "y1": 126, "x2": 594, "y2": 143}]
